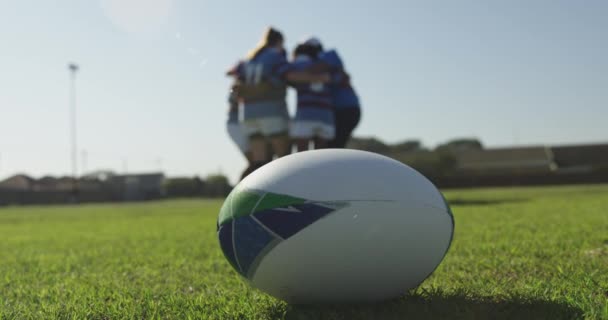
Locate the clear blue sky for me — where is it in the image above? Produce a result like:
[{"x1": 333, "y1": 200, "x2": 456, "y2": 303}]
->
[{"x1": 1, "y1": 0, "x2": 606, "y2": 183}]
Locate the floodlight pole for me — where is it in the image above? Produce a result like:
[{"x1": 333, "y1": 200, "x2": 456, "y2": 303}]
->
[{"x1": 68, "y1": 63, "x2": 79, "y2": 202}]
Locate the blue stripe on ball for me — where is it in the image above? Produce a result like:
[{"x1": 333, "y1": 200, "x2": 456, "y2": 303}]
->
[
  {"x1": 233, "y1": 216, "x2": 276, "y2": 276},
  {"x1": 217, "y1": 221, "x2": 241, "y2": 273},
  {"x1": 253, "y1": 203, "x2": 335, "y2": 239}
]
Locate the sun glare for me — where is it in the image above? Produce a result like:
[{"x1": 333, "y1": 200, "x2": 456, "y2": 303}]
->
[{"x1": 100, "y1": 0, "x2": 173, "y2": 34}]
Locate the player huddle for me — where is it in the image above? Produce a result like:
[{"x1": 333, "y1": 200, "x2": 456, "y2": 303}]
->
[{"x1": 226, "y1": 27, "x2": 361, "y2": 180}]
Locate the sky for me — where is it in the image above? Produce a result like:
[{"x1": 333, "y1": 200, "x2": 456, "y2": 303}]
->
[{"x1": 0, "y1": 0, "x2": 606, "y2": 184}]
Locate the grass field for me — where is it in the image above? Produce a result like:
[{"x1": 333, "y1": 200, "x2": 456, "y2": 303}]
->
[{"x1": 1, "y1": 185, "x2": 607, "y2": 319}]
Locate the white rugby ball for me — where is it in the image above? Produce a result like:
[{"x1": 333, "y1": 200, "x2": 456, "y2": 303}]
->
[{"x1": 217, "y1": 149, "x2": 454, "y2": 303}]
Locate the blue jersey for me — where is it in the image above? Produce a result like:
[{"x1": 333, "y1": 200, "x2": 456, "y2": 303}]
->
[
  {"x1": 278, "y1": 56, "x2": 333, "y2": 110},
  {"x1": 229, "y1": 47, "x2": 288, "y2": 119},
  {"x1": 227, "y1": 86, "x2": 239, "y2": 124},
  {"x1": 235, "y1": 47, "x2": 287, "y2": 87},
  {"x1": 319, "y1": 50, "x2": 360, "y2": 109}
]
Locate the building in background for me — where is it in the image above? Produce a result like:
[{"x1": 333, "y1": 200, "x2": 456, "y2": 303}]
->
[
  {"x1": 109, "y1": 173, "x2": 165, "y2": 201},
  {"x1": 0, "y1": 172, "x2": 166, "y2": 205},
  {"x1": 0, "y1": 174, "x2": 36, "y2": 191}
]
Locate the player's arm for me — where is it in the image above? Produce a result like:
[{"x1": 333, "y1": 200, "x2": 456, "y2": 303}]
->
[
  {"x1": 285, "y1": 71, "x2": 330, "y2": 83},
  {"x1": 329, "y1": 70, "x2": 351, "y2": 86},
  {"x1": 305, "y1": 61, "x2": 333, "y2": 74},
  {"x1": 226, "y1": 61, "x2": 243, "y2": 77},
  {"x1": 275, "y1": 60, "x2": 330, "y2": 85},
  {"x1": 228, "y1": 81, "x2": 241, "y2": 105},
  {"x1": 316, "y1": 50, "x2": 346, "y2": 84}
]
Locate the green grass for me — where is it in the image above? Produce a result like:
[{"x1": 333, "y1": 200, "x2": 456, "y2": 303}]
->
[{"x1": 1, "y1": 185, "x2": 607, "y2": 319}]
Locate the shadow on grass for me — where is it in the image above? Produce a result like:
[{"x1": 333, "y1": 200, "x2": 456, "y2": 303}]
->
[
  {"x1": 446, "y1": 198, "x2": 529, "y2": 206},
  {"x1": 266, "y1": 292, "x2": 583, "y2": 320}
]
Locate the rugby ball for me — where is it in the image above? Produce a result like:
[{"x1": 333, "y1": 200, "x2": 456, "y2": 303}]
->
[{"x1": 217, "y1": 149, "x2": 454, "y2": 303}]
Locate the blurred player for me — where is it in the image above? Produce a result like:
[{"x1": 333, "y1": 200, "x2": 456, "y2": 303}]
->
[
  {"x1": 304, "y1": 38, "x2": 361, "y2": 148},
  {"x1": 225, "y1": 83, "x2": 256, "y2": 180},
  {"x1": 278, "y1": 44, "x2": 334, "y2": 151},
  {"x1": 227, "y1": 28, "x2": 331, "y2": 178},
  {"x1": 226, "y1": 27, "x2": 290, "y2": 178}
]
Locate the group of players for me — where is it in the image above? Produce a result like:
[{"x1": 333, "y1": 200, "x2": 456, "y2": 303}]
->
[{"x1": 226, "y1": 27, "x2": 361, "y2": 180}]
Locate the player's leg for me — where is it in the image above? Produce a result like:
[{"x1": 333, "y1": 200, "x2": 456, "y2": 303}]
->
[
  {"x1": 315, "y1": 121, "x2": 336, "y2": 149},
  {"x1": 341, "y1": 107, "x2": 361, "y2": 147},
  {"x1": 290, "y1": 120, "x2": 314, "y2": 152},
  {"x1": 227, "y1": 122, "x2": 255, "y2": 180},
  {"x1": 327, "y1": 109, "x2": 341, "y2": 148},
  {"x1": 227, "y1": 122, "x2": 251, "y2": 160},
  {"x1": 248, "y1": 134, "x2": 269, "y2": 172},
  {"x1": 314, "y1": 137, "x2": 328, "y2": 149},
  {"x1": 296, "y1": 139, "x2": 310, "y2": 152},
  {"x1": 328, "y1": 109, "x2": 347, "y2": 148},
  {"x1": 331, "y1": 108, "x2": 360, "y2": 148},
  {"x1": 271, "y1": 134, "x2": 290, "y2": 157},
  {"x1": 241, "y1": 119, "x2": 270, "y2": 179},
  {"x1": 260, "y1": 116, "x2": 290, "y2": 158}
]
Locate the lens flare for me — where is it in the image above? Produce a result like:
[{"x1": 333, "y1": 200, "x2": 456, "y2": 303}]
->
[{"x1": 100, "y1": 0, "x2": 173, "y2": 34}]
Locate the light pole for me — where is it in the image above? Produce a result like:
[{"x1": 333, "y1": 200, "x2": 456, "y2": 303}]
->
[{"x1": 68, "y1": 63, "x2": 79, "y2": 202}]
